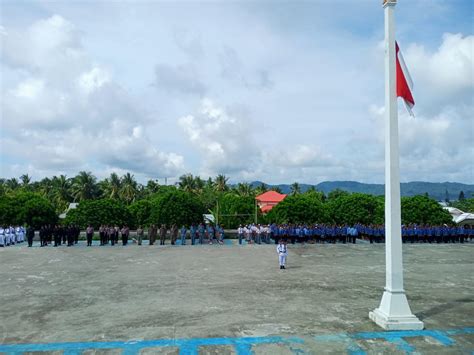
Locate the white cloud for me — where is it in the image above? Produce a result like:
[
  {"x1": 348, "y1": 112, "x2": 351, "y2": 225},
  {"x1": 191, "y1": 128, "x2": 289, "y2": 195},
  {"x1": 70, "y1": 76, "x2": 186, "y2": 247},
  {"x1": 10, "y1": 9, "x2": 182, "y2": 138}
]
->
[
  {"x1": 405, "y1": 33, "x2": 474, "y2": 110},
  {"x1": 77, "y1": 66, "x2": 110, "y2": 95},
  {"x1": 154, "y1": 63, "x2": 206, "y2": 95},
  {"x1": 1, "y1": 15, "x2": 184, "y2": 179},
  {"x1": 1, "y1": 4, "x2": 472, "y2": 185},
  {"x1": 178, "y1": 98, "x2": 258, "y2": 175}
]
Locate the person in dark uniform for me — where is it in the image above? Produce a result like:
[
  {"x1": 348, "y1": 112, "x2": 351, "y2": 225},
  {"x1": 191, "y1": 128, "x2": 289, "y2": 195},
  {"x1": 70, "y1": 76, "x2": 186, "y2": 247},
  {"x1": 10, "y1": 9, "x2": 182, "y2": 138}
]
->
[
  {"x1": 66, "y1": 225, "x2": 74, "y2": 246},
  {"x1": 99, "y1": 225, "x2": 105, "y2": 246},
  {"x1": 159, "y1": 224, "x2": 167, "y2": 245},
  {"x1": 53, "y1": 225, "x2": 61, "y2": 247},
  {"x1": 148, "y1": 224, "x2": 156, "y2": 245},
  {"x1": 73, "y1": 225, "x2": 79, "y2": 244},
  {"x1": 26, "y1": 226, "x2": 35, "y2": 247},
  {"x1": 86, "y1": 224, "x2": 94, "y2": 246},
  {"x1": 108, "y1": 226, "x2": 116, "y2": 246},
  {"x1": 121, "y1": 225, "x2": 130, "y2": 246},
  {"x1": 171, "y1": 224, "x2": 178, "y2": 245},
  {"x1": 39, "y1": 226, "x2": 45, "y2": 247}
]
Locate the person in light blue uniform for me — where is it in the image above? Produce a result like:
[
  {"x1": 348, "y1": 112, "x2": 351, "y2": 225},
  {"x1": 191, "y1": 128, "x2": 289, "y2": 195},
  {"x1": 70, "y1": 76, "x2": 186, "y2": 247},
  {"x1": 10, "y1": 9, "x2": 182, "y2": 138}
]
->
[
  {"x1": 190, "y1": 224, "x2": 197, "y2": 245},
  {"x1": 218, "y1": 225, "x2": 225, "y2": 244},
  {"x1": 180, "y1": 225, "x2": 187, "y2": 245},
  {"x1": 198, "y1": 223, "x2": 204, "y2": 244}
]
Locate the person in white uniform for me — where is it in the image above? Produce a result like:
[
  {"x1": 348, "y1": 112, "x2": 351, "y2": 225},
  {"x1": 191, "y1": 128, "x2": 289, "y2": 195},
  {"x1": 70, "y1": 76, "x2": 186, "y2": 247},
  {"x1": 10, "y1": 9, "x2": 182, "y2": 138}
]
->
[
  {"x1": 0, "y1": 227, "x2": 5, "y2": 247},
  {"x1": 18, "y1": 226, "x2": 25, "y2": 243},
  {"x1": 5, "y1": 226, "x2": 12, "y2": 246},
  {"x1": 276, "y1": 240, "x2": 288, "y2": 269}
]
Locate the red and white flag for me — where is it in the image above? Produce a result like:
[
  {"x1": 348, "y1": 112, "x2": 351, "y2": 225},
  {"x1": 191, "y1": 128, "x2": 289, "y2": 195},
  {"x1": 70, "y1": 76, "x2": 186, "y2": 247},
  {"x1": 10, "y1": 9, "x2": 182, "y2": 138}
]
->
[{"x1": 396, "y1": 42, "x2": 415, "y2": 116}]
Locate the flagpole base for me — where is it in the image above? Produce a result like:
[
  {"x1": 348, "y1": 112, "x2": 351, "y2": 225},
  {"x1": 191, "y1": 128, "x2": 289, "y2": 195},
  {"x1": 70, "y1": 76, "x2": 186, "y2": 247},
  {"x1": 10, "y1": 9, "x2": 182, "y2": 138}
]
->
[{"x1": 369, "y1": 290, "x2": 424, "y2": 330}]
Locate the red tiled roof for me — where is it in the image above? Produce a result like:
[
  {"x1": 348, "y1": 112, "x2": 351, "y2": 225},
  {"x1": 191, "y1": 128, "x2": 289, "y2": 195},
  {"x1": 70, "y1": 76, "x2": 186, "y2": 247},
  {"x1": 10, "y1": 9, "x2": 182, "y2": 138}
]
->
[
  {"x1": 261, "y1": 205, "x2": 274, "y2": 213},
  {"x1": 255, "y1": 191, "x2": 287, "y2": 203}
]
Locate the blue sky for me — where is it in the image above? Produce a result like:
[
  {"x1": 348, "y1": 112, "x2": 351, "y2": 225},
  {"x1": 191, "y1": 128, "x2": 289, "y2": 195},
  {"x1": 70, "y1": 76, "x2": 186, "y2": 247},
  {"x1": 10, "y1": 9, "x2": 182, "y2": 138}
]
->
[{"x1": 1, "y1": 0, "x2": 473, "y2": 184}]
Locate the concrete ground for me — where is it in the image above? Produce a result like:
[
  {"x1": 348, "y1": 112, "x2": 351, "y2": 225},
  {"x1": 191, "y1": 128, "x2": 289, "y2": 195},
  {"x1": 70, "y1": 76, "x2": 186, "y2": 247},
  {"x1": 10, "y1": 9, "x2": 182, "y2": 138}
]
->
[{"x1": 0, "y1": 242, "x2": 472, "y2": 354}]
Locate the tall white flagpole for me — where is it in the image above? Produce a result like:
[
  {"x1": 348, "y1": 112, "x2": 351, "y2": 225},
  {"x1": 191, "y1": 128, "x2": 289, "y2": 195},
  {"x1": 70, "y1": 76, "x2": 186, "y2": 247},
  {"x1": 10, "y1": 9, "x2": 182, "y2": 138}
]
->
[{"x1": 369, "y1": 0, "x2": 424, "y2": 330}]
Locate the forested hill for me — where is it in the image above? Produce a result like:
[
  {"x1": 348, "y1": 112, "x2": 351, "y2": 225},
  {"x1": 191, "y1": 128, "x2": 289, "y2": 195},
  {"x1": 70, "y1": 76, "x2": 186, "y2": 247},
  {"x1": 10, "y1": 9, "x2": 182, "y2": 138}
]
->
[{"x1": 250, "y1": 181, "x2": 474, "y2": 201}]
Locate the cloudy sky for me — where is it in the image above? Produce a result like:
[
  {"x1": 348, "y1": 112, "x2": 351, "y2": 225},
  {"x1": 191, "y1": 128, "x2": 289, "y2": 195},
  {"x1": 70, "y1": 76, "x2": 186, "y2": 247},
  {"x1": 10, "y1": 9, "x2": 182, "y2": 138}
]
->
[{"x1": 1, "y1": 0, "x2": 472, "y2": 184}]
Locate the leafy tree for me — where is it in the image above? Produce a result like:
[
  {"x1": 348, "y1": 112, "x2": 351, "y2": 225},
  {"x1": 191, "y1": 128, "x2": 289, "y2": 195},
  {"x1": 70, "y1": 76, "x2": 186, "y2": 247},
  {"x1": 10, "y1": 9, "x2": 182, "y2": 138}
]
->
[
  {"x1": 327, "y1": 188, "x2": 350, "y2": 201},
  {"x1": 266, "y1": 194, "x2": 328, "y2": 224},
  {"x1": 198, "y1": 186, "x2": 218, "y2": 211},
  {"x1": 64, "y1": 199, "x2": 131, "y2": 228},
  {"x1": 450, "y1": 198, "x2": 474, "y2": 213},
  {"x1": 327, "y1": 193, "x2": 384, "y2": 225},
  {"x1": 0, "y1": 192, "x2": 57, "y2": 228},
  {"x1": 148, "y1": 190, "x2": 205, "y2": 226},
  {"x1": 401, "y1": 195, "x2": 452, "y2": 225},
  {"x1": 128, "y1": 199, "x2": 152, "y2": 228},
  {"x1": 304, "y1": 188, "x2": 326, "y2": 202},
  {"x1": 21, "y1": 195, "x2": 58, "y2": 228},
  {"x1": 218, "y1": 194, "x2": 256, "y2": 228}
]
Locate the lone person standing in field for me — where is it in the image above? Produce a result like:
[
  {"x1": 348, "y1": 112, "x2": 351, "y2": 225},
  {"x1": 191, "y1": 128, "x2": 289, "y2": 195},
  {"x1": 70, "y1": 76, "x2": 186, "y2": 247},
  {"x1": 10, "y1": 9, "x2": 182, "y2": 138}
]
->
[{"x1": 277, "y1": 240, "x2": 288, "y2": 270}]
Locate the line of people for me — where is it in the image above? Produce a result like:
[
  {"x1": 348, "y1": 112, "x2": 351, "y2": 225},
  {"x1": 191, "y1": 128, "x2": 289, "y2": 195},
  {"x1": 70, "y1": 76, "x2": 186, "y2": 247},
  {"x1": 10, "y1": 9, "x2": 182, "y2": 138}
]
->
[
  {"x1": 144, "y1": 224, "x2": 226, "y2": 246},
  {"x1": 3, "y1": 223, "x2": 472, "y2": 248},
  {"x1": 0, "y1": 226, "x2": 26, "y2": 247},
  {"x1": 36, "y1": 225, "x2": 81, "y2": 247},
  {"x1": 30, "y1": 223, "x2": 228, "y2": 247},
  {"x1": 238, "y1": 223, "x2": 474, "y2": 245}
]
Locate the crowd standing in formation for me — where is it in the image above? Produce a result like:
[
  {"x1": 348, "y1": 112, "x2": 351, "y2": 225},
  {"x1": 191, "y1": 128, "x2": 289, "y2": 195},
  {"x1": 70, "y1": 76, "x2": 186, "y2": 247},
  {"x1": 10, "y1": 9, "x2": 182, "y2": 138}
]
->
[
  {"x1": 0, "y1": 226, "x2": 26, "y2": 246},
  {"x1": 1, "y1": 223, "x2": 472, "y2": 248},
  {"x1": 237, "y1": 223, "x2": 473, "y2": 245}
]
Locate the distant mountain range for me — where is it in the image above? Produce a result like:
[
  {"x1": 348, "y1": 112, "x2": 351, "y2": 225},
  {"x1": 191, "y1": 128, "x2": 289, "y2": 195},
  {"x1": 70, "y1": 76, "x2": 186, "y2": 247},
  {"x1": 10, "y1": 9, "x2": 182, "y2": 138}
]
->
[{"x1": 249, "y1": 181, "x2": 474, "y2": 201}]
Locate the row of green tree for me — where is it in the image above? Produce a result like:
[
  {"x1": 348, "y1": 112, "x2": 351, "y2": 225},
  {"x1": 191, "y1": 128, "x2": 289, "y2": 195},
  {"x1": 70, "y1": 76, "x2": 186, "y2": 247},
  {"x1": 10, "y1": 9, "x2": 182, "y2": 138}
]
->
[{"x1": 0, "y1": 174, "x2": 456, "y2": 228}]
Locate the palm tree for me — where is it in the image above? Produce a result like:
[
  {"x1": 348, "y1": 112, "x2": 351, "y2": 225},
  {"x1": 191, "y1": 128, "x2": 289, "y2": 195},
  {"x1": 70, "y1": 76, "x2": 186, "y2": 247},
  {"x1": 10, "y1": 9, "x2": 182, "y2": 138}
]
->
[
  {"x1": 20, "y1": 174, "x2": 31, "y2": 189},
  {"x1": 254, "y1": 182, "x2": 268, "y2": 195},
  {"x1": 71, "y1": 171, "x2": 97, "y2": 201},
  {"x1": 179, "y1": 174, "x2": 196, "y2": 193},
  {"x1": 194, "y1": 176, "x2": 205, "y2": 194},
  {"x1": 102, "y1": 172, "x2": 122, "y2": 199},
  {"x1": 206, "y1": 177, "x2": 214, "y2": 189},
  {"x1": 38, "y1": 177, "x2": 53, "y2": 199},
  {"x1": 52, "y1": 175, "x2": 72, "y2": 211},
  {"x1": 144, "y1": 179, "x2": 160, "y2": 195},
  {"x1": 5, "y1": 178, "x2": 20, "y2": 192},
  {"x1": 290, "y1": 182, "x2": 301, "y2": 195},
  {"x1": 214, "y1": 174, "x2": 229, "y2": 193},
  {"x1": 236, "y1": 182, "x2": 253, "y2": 197},
  {"x1": 120, "y1": 172, "x2": 138, "y2": 204}
]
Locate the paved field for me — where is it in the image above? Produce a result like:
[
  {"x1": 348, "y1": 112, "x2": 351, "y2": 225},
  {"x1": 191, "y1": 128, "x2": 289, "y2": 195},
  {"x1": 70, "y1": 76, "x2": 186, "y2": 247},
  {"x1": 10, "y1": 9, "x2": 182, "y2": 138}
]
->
[{"x1": 0, "y1": 242, "x2": 473, "y2": 354}]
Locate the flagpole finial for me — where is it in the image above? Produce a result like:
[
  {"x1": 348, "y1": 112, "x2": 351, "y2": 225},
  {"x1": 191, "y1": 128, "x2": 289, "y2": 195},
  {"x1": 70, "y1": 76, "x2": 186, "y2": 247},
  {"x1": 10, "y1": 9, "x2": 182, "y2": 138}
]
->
[{"x1": 383, "y1": 0, "x2": 397, "y2": 7}]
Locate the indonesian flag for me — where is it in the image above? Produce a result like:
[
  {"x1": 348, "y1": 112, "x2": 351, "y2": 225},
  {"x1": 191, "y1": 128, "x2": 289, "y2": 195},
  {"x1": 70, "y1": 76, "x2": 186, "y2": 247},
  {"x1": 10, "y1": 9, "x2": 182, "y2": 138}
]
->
[{"x1": 396, "y1": 42, "x2": 415, "y2": 116}]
